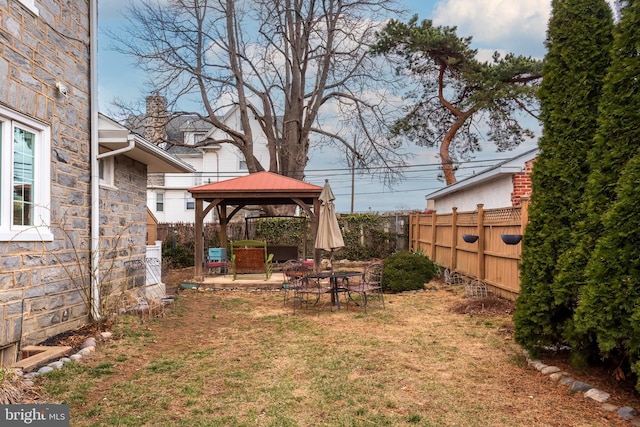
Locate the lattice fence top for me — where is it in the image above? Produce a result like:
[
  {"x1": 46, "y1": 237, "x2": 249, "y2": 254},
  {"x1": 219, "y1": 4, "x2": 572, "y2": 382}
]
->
[{"x1": 484, "y1": 207, "x2": 521, "y2": 225}]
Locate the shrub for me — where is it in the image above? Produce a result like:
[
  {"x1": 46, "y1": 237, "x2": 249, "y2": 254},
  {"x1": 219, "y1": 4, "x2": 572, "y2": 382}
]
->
[{"x1": 382, "y1": 251, "x2": 437, "y2": 293}]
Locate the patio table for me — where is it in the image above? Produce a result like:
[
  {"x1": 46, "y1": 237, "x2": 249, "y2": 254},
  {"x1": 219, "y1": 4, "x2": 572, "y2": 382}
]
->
[{"x1": 304, "y1": 271, "x2": 363, "y2": 310}]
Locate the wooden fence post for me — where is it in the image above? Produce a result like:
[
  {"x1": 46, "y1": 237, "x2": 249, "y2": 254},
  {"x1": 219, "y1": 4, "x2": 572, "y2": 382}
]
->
[
  {"x1": 430, "y1": 210, "x2": 437, "y2": 261},
  {"x1": 477, "y1": 204, "x2": 485, "y2": 281},
  {"x1": 451, "y1": 207, "x2": 458, "y2": 270},
  {"x1": 521, "y1": 197, "x2": 530, "y2": 233}
]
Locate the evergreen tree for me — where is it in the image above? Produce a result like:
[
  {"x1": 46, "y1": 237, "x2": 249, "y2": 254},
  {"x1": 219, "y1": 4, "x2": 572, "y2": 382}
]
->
[
  {"x1": 570, "y1": 0, "x2": 640, "y2": 384},
  {"x1": 513, "y1": 0, "x2": 613, "y2": 351},
  {"x1": 572, "y1": 149, "x2": 640, "y2": 389}
]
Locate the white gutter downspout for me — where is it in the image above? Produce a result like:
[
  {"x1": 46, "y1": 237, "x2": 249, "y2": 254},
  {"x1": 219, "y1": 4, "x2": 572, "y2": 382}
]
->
[
  {"x1": 97, "y1": 135, "x2": 136, "y2": 159},
  {"x1": 91, "y1": 1, "x2": 138, "y2": 321},
  {"x1": 90, "y1": 0, "x2": 100, "y2": 321}
]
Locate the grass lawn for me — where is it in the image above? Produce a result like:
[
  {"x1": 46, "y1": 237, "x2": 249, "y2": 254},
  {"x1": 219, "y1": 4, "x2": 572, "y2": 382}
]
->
[{"x1": 35, "y1": 281, "x2": 630, "y2": 426}]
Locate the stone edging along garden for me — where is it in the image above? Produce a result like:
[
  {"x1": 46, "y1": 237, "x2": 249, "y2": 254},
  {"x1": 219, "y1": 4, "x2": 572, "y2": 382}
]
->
[{"x1": 524, "y1": 350, "x2": 640, "y2": 426}]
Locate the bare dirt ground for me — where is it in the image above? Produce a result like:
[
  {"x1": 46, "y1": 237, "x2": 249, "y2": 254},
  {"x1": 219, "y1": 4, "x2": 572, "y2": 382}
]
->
[{"x1": 30, "y1": 267, "x2": 640, "y2": 426}]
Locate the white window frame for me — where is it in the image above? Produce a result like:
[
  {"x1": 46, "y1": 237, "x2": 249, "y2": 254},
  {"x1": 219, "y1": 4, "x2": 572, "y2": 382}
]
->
[
  {"x1": 239, "y1": 160, "x2": 248, "y2": 170},
  {"x1": 16, "y1": 0, "x2": 39, "y2": 16},
  {"x1": 156, "y1": 192, "x2": 164, "y2": 212},
  {"x1": 0, "y1": 107, "x2": 52, "y2": 241},
  {"x1": 185, "y1": 193, "x2": 195, "y2": 211},
  {"x1": 99, "y1": 156, "x2": 115, "y2": 188}
]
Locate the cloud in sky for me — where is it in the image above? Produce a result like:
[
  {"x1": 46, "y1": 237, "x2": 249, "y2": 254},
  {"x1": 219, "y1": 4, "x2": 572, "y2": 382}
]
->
[{"x1": 431, "y1": 0, "x2": 551, "y2": 58}]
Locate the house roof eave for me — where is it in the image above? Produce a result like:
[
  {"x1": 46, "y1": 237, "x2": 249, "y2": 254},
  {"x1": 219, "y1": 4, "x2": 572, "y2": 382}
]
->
[{"x1": 424, "y1": 148, "x2": 538, "y2": 201}]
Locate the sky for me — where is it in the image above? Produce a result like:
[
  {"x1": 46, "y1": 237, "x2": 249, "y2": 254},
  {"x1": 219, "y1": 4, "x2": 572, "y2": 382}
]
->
[{"x1": 96, "y1": 0, "x2": 611, "y2": 213}]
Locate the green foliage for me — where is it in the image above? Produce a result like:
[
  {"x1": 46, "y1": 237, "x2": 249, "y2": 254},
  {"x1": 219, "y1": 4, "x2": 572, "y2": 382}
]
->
[
  {"x1": 160, "y1": 213, "x2": 404, "y2": 267},
  {"x1": 163, "y1": 232, "x2": 195, "y2": 268},
  {"x1": 382, "y1": 251, "x2": 437, "y2": 293},
  {"x1": 572, "y1": 151, "x2": 640, "y2": 388},
  {"x1": 336, "y1": 214, "x2": 397, "y2": 261},
  {"x1": 561, "y1": 0, "x2": 640, "y2": 363},
  {"x1": 514, "y1": 0, "x2": 613, "y2": 352},
  {"x1": 372, "y1": 15, "x2": 542, "y2": 183},
  {"x1": 254, "y1": 217, "x2": 311, "y2": 255}
]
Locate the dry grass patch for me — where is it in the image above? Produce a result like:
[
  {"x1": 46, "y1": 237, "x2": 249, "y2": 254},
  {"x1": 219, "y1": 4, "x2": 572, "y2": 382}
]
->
[{"x1": 33, "y1": 277, "x2": 633, "y2": 426}]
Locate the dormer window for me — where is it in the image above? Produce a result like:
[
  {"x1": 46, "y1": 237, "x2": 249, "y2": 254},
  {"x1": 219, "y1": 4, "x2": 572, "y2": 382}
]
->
[{"x1": 193, "y1": 132, "x2": 207, "y2": 145}]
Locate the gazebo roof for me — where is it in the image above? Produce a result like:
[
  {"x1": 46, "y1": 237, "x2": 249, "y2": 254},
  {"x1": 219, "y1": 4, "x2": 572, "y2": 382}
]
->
[{"x1": 189, "y1": 171, "x2": 323, "y2": 205}]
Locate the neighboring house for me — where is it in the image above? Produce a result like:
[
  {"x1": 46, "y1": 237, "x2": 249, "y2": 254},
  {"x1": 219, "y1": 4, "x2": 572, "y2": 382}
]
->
[
  {"x1": 425, "y1": 149, "x2": 537, "y2": 213},
  {"x1": 0, "y1": 1, "x2": 192, "y2": 366},
  {"x1": 145, "y1": 96, "x2": 271, "y2": 223}
]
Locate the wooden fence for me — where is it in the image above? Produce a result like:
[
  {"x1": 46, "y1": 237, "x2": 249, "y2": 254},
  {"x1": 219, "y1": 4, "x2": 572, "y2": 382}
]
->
[{"x1": 409, "y1": 200, "x2": 529, "y2": 300}]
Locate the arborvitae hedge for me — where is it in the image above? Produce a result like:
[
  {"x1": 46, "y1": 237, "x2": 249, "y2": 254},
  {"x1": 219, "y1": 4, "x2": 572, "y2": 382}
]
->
[
  {"x1": 514, "y1": 0, "x2": 613, "y2": 352},
  {"x1": 571, "y1": 0, "x2": 640, "y2": 389},
  {"x1": 572, "y1": 151, "x2": 640, "y2": 388}
]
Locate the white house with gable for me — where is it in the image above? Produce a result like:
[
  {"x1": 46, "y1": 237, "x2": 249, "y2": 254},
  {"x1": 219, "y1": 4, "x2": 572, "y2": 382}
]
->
[
  {"x1": 425, "y1": 148, "x2": 538, "y2": 213},
  {"x1": 146, "y1": 103, "x2": 271, "y2": 223}
]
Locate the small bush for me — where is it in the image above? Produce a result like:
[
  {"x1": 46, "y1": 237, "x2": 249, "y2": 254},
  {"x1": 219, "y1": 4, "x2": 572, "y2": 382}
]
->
[{"x1": 382, "y1": 251, "x2": 437, "y2": 293}]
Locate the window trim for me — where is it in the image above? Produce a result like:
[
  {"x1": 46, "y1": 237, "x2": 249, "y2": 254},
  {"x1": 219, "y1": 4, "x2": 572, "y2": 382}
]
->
[
  {"x1": 156, "y1": 192, "x2": 164, "y2": 212},
  {"x1": 185, "y1": 193, "x2": 195, "y2": 211},
  {"x1": 0, "y1": 107, "x2": 52, "y2": 241},
  {"x1": 99, "y1": 156, "x2": 116, "y2": 188},
  {"x1": 16, "y1": 0, "x2": 39, "y2": 16}
]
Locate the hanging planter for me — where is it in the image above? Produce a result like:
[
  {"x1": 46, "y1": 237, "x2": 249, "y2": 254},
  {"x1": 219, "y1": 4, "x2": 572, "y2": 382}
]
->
[
  {"x1": 501, "y1": 234, "x2": 522, "y2": 245},
  {"x1": 462, "y1": 234, "x2": 479, "y2": 243}
]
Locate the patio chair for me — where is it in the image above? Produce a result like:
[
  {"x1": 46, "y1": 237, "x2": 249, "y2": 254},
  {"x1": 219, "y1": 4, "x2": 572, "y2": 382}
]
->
[
  {"x1": 295, "y1": 273, "x2": 332, "y2": 314},
  {"x1": 206, "y1": 247, "x2": 228, "y2": 275},
  {"x1": 346, "y1": 260, "x2": 385, "y2": 312},
  {"x1": 281, "y1": 259, "x2": 311, "y2": 306}
]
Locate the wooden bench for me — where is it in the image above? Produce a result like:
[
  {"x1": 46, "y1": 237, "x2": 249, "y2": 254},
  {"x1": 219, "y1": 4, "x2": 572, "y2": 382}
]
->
[
  {"x1": 230, "y1": 240, "x2": 274, "y2": 280},
  {"x1": 267, "y1": 245, "x2": 299, "y2": 264}
]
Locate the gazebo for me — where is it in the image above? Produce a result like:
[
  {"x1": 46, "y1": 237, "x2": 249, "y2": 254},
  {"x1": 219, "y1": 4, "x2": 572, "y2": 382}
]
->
[{"x1": 188, "y1": 171, "x2": 325, "y2": 280}]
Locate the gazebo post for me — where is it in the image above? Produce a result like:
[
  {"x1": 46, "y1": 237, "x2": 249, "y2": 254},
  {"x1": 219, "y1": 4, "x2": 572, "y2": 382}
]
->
[
  {"x1": 219, "y1": 204, "x2": 228, "y2": 251},
  {"x1": 194, "y1": 198, "x2": 204, "y2": 281},
  {"x1": 313, "y1": 197, "x2": 321, "y2": 271}
]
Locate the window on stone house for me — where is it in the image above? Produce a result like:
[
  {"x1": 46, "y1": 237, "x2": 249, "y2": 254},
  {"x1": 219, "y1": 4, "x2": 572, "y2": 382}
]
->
[
  {"x1": 0, "y1": 106, "x2": 52, "y2": 241},
  {"x1": 99, "y1": 156, "x2": 115, "y2": 187}
]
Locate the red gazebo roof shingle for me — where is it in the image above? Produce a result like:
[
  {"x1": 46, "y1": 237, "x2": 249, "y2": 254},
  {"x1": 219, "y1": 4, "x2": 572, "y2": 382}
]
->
[{"x1": 189, "y1": 171, "x2": 323, "y2": 193}]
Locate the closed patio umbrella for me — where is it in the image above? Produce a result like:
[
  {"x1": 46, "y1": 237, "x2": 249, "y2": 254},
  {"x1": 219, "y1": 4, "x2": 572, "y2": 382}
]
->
[{"x1": 315, "y1": 179, "x2": 345, "y2": 269}]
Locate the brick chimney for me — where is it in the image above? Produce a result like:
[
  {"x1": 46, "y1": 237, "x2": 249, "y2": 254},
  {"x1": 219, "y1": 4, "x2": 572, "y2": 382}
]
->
[
  {"x1": 145, "y1": 94, "x2": 168, "y2": 145},
  {"x1": 511, "y1": 158, "x2": 535, "y2": 206}
]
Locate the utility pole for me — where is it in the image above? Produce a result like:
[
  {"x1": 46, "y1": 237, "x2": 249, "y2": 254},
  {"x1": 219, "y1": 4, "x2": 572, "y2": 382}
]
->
[{"x1": 349, "y1": 137, "x2": 357, "y2": 213}]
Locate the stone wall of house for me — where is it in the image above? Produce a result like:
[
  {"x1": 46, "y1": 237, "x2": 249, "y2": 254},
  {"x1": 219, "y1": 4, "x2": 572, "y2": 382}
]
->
[
  {"x1": 511, "y1": 158, "x2": 535, "y2": 206},
  {"x1": 0, "y1": 1, "x2": 92, "y2": 352},
  {"x1": 99, "y1": 156, "x2": 148, "y2": 307}
]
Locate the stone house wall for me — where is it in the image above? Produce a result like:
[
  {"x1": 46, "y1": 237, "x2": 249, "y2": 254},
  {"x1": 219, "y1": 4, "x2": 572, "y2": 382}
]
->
[
  {"x1": 0, "y1": 1, "x2": 153, "y2": 361},
  {"x1": 0, "y1": 0, "x2": 93, "y2": 355},
  {"x1": 98, "y1": 156, "x2": 148, "y2": 306}
]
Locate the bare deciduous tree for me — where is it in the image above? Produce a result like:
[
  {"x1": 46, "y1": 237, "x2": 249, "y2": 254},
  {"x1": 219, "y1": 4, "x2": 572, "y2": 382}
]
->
[{"x1": 110, "y1": 0, "x2": 406, "y2": 185}]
